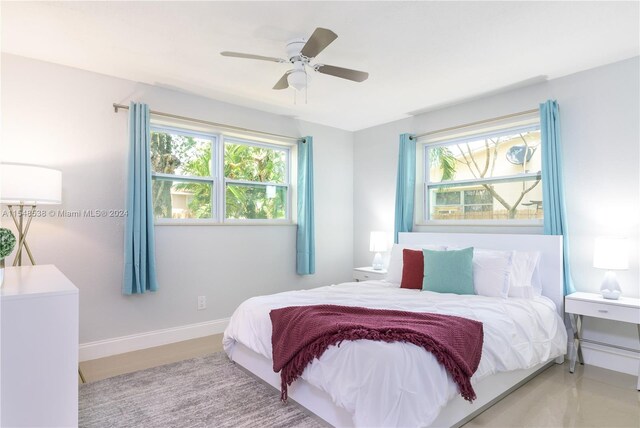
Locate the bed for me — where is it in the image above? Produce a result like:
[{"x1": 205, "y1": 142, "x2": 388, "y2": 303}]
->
[{"x1": 223, "y1": 232, "x2": 568, "y2": 427}]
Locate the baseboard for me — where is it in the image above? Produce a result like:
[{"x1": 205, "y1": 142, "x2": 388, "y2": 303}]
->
[
  {"x1": 79, "y1": 318, "x2": 230, "y2": 362},
  {"x1": 581, "y1": 342, "x2": 639, "y2": 376}
]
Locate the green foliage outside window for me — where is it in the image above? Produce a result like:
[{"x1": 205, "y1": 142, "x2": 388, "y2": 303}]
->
[
  {"x1": 226, "y1": 183, "x2": 286, "y2": 219},
  {"x1": 150, "y1": 131, "x2": 212, "y2": 219},
  {"x1": 224, "y1": 143, "x2": 287, "y2": 220},
  {"x1": 175, "y1": 147, "x2": 213, "y2": 219},
  {"x1": 150, "y1": 132, "x2": 180, "y2": 218},
  {"x1": 150, "y1": 130, "x2": 289, "y2": 220}
]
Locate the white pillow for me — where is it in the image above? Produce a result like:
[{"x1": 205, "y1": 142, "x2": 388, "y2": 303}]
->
[
  {"x1": 508, "y1": 251, "x2": 541, "y2": 298},
  {"x1": 386, "y1": 243, "x2": 447, "y2": 285},
  {"x1": 472, "y1": 249, "x2": 513, "y2": 298}
]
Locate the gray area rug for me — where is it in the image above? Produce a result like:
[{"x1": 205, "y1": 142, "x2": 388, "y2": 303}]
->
[{"x1": 79, "y1": 352, "x2": 328, "y2": 428}]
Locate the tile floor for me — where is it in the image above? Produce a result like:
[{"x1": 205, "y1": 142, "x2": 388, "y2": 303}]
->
[{"x1": 463, "y1": 362, "x2": 639, "y2": 427}]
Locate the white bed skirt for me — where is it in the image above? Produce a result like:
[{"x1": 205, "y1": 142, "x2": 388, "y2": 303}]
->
[{"x1": 229, "y1": 341, "x2": 561, "y2": 428}]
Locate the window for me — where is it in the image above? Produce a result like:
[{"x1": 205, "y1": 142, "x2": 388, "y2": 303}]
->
[
  {"x1": 424, "y1": 124, "x2": 543, "y2": 222},
  {"x1": 150, "y1": 126, "x2": 216, "y2": 220},
  {"x1": 224, "y1": 139, "x2": 289, "y2": 220},
  {"x1": 150, "y1": 126, "x2": 291, "y2": 222}
]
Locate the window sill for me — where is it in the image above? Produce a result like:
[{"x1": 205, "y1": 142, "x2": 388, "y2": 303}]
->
[{"x1": 155, "y1": 220, "x2": 296, "y2": 227}]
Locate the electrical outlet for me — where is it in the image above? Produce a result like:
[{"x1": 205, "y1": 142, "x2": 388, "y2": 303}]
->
[{"x1": 197, "y1": 296, "x2": 206, "y2": 310}]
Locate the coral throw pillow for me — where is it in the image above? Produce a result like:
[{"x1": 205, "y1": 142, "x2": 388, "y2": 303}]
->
[{"x1": 401, "y1": 249, "x2": 424, "y2": 289}]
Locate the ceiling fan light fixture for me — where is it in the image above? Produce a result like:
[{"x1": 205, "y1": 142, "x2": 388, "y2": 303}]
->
[
  {"x1": 221, "y1": 27, "x2": 368, "y2": 95},
  {"x1": 287, "y1": 70, "x2": 307, "y2": 91}
]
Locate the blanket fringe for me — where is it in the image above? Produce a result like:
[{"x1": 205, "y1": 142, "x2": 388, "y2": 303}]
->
[{"x1": 279, "y1": 328, "x2": 478, "y2": 403}]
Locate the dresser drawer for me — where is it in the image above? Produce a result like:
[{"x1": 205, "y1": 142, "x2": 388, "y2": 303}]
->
[
  {"x1": 565, "y1": 298, "x2": 640, "y2": 324},
  {"x1": 353, "y1": 269, "x2": 386, "y2": 282}
]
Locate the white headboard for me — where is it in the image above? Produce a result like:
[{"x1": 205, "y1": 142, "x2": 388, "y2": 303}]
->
[{"x1": 398, "y1": 232, "x2": 564, "y2": 315}]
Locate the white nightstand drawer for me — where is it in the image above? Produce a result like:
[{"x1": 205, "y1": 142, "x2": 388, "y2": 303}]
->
[
  {"x1": 565, "y1": 298, "x2": 639, "y2": 324},
  {"x1": 353, "y1": 268, "x2": 387, "y2": 282}
]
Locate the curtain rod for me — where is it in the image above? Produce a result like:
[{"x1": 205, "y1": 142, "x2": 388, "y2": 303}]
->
[
  {"x1": 410, "y1": 108, "x2": 539, "y2": 141},
  {"x1": 112, "y1": 103, "x2": 302, "y2": 142}
]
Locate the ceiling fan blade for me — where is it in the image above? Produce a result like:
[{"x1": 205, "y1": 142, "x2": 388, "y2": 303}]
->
[
  {"x1": 315, "y1": 64, "x2": 369, "y2": 82},
  {"x1": 220, "y1": 51, "x2": 285, "y2": 63},
  {"x1": 273, "y1": 72, "x2": 290, "y2": 90},
  {"x1": 300, "y1": 28, "x2": 338, "y2": 58}
]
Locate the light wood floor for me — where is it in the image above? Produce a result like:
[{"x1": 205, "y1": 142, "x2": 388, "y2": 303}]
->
[
  {"x1": 80, "y1": 336, "x2": 640, "y2": 427},
  {"x1": 79, "y1": 334, "x2": 224, "y2": 383}
]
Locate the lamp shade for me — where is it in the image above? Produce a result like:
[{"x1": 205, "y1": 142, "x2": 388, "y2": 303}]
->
[
  {"x1": 369, "y1": 231, "x2": 388, "y2": 252},
  {"x1": 1, "y1": 163, "x2": 62, "y2": 205},
  {"x1": 593, "y1": 237, "x2": 629, "y2": 270},
  {"x1": 287, "y1": 70, "x2": 307, "y2": 91}
]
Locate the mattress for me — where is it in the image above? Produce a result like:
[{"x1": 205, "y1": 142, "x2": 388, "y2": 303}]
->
[{"x1": 223, "y1": 280, "x2": 567, "y2": 427}]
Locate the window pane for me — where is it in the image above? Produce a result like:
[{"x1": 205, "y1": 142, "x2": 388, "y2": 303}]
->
[
  {"x1": 428, "y1": 129, "x2": 541, "y2": 183},
  {"x1": 224, "y1": 142, "x2": 287, "y2": 183},
  {"x1": 226, "y1": 183, "x2": 286, "y2": 220},
  {"x1": 152, "y1": 177, "x2": 213, "y2": 219},
  {"x1": 435, "y1": 190, "x2": 461, "y2": 205},
  {"x1": 429, "y1": 178, "x2": 543, "y2": 220},
  {"x1": 464, "y1": 189, "x2": 492, "y2": 205},
  {"x1": 151, "y1": 130, "x2": 213, "y2": 177}
]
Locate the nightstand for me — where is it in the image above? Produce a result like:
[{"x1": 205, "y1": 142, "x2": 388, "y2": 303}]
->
[
  {"x1": 565, "y1": 291, "x2": 640, "y2": 390},
  {"x1": 353, "y1": 267, "x2": 387, "y2": 282}
]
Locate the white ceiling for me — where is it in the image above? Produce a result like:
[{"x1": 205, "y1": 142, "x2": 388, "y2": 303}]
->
[{"x1": 2, "y1": 1, "x2": 638, "y2": 131}]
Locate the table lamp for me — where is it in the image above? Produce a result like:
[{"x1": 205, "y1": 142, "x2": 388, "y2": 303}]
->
[
  {"x1": 1, "y1": 163, "x2": 62, "y2": 266},
  {"x1": 369, "y1": 231, "x2": 388, "y2": 270},
  {"x1": 593, "y1": 237, "x2": 629, "y2": 300}
]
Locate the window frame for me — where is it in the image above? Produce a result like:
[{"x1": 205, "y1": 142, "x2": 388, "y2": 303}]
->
[
  {"x1": 420, "y1": 122, "x2": 544, "y2": 226},
  {"x1": 222, "y1": 137, "x2": 292, "y2": 224},
  {"x1": 150, "y1": 125, "x2": 218, "y2": 224},
  {"x1": 150, "y1": 124, "x2": 293, "y2": 225}
]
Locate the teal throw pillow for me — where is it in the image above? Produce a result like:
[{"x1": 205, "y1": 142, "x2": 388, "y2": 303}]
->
[{"x1": 422, "y1": 247, "x2": 475, "y2": 295}]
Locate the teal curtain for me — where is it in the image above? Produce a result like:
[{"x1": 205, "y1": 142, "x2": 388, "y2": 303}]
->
[
  {"x1": 541, "y1": 100, "x2": 575, "y2": 295},
  {"x1": 123, "y1": 102, "x2": 158, "y2": 294},
  {"x1": 296, "y1": 136, "x2": 315, "y2": 275},
  {"x1": 394, "y1": 133, "x2": 416, "y2": 243}
]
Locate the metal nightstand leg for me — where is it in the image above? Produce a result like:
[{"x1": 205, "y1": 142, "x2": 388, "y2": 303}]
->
[{"x1": 569, "y1": 314, "x2": 584, "y2": 373}]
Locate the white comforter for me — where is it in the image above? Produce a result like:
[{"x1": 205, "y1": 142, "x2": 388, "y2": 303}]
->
[{"x1": 223, "y1": 281, "x2": 567, "y2": 427}]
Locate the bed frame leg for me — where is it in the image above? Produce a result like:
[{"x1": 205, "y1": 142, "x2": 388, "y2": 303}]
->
[{"x1": 555, "y1": 356, "x2": 564, "y2": 365}]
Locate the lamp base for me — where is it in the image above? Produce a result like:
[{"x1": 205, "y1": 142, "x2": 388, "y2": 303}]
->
[
  {"x1": 7, "y1": 204, "x2": 37, "y2": 266},
  {"x1": 372, "y1": 252, "x2": 384, "y2": 270},
  {"x1": 600, "y1": 271, "x2": 621, "y2": 300}
]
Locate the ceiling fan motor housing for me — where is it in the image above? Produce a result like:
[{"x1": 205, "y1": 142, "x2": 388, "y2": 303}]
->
[{"x1": 286, "y1": 39, "x2": 307, "y2": 62}]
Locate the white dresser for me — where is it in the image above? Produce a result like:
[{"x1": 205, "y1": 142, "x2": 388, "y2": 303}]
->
[{"x1": 1, "y1": 265, "x2": 79, "y2": 427}]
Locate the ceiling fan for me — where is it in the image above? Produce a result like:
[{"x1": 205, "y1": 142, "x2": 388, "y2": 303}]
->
[{"x1": 221, "y1": 27, "x2": 369, "y2": 91}]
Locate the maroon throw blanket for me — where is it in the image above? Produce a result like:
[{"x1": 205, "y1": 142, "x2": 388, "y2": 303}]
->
[{"x1": 270, "y1": 304, "x2": 483, "y2": 402}]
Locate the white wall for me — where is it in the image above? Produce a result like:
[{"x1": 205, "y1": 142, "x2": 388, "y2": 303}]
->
[
  {"x1": 1, "y1": 54, "x2": 354, "y2": 343},
  {"x1": 354, "y1": 57, "x2": 640, "y2": 373},
  {"x1": 2, "y1": 52, "x2": 638, "y2": 374}
]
